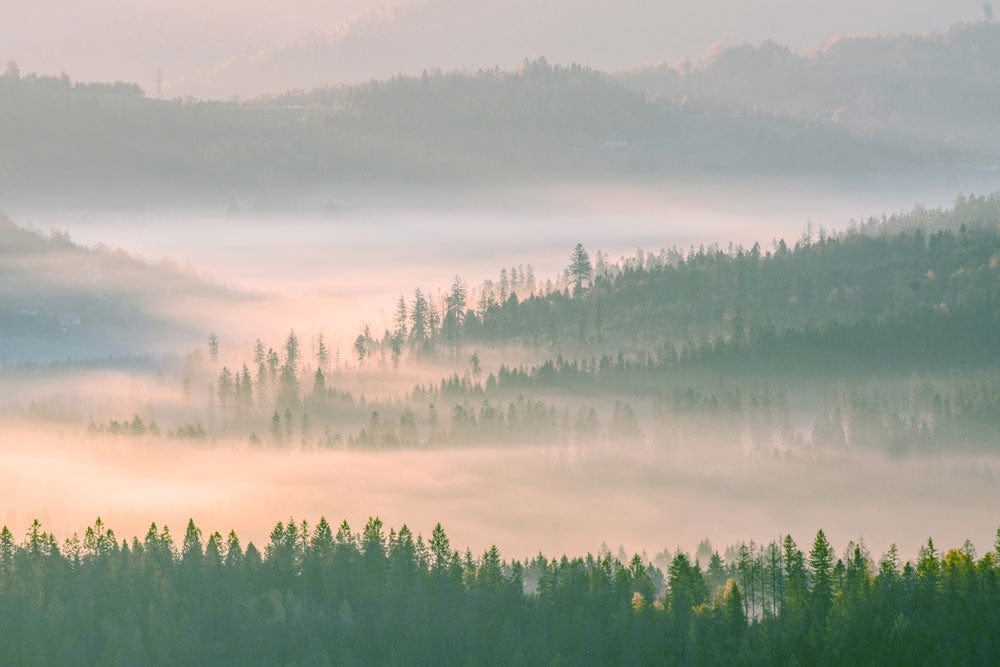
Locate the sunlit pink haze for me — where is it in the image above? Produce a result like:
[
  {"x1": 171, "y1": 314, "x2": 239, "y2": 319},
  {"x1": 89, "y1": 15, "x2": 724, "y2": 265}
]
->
[
  {"x1": 3, "y1": 0, "x2": 973, "y2": 98},
  {"x1": 2, "y1": 431, "x2": 997, "y2": 564}
]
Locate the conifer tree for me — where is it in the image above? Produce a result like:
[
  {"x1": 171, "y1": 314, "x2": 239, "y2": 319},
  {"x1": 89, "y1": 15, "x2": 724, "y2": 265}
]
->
[
  {"x1": 569, "y1": 243, "x2": 592, "y2": 295},
  {"x1": 808, "y1": 529, "x2": 835, "y2": 620}
]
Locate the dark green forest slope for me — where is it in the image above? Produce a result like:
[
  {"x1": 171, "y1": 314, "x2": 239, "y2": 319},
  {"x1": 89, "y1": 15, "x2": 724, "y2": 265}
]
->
[
  {"x1": 1, "y1": 518, "x2": 998, "y2": 665},
  {"x1": 358, "y1": 193, "x2": 1000, "y2": 365}
]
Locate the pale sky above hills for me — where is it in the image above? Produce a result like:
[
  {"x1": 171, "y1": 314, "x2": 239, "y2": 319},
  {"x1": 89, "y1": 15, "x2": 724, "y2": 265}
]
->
[{"x1": 3, "y1": 0, "x2": 982, "y2": 98}]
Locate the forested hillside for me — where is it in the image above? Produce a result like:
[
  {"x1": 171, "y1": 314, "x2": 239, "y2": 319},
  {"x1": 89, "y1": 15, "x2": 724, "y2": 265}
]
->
[
  {"x1": 356, "y1": 193, "x2": 1000, "y2": 361},
  {"x1": 0, "y1": 213, "x2": 239, "y2": 361},
  {"x1": 7, "y1": 195, "x2": 998, "y2": 458},
  {"x1": 621, "y1": 22, "x2": 1000, "y2": 158},
  {"x1": 0, "y1": 59, "x2": 953, "y2": 196},
  {"x1": 1, "y1": 517, "x2": 998, "y2": 665},
  {"x1": 5, "y1": 195, "x2": 999, "y2": 455}
]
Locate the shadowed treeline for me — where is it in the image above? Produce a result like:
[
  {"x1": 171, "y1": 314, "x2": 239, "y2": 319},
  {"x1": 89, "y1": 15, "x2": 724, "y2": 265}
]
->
[{"x1": 1, "y1": 517, "x2": 998, "y2": 664}]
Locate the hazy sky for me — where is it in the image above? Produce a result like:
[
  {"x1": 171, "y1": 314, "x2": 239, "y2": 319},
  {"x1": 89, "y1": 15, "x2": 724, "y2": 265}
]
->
[{"x1": 3, "y1": 0, "x2": 978, "y2": 98}]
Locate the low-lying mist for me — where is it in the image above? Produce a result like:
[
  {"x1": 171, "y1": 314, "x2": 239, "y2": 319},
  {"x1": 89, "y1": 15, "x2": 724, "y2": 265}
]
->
[
  {"x1": 3, "y1": 426, "x2": 996, "y2": 562},
  {"x1": 9, "y1": 179, "x2": 981, "y2": 312},
  {"x1": 4, "y1": 182, "x2": 999, "y2": 579}
]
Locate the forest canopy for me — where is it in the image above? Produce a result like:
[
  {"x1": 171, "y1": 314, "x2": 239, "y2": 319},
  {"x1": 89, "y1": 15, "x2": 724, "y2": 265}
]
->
[
  {"x1": 0, "y1": 48, "x2": 982, "y2": 197},
  {"x1": 1, "y1": 516, "x2": 998, "y2": 665}
]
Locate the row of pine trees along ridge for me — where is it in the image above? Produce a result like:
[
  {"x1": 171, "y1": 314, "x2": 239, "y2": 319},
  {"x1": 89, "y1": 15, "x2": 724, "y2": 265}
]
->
[{"x1": 1, "y1": 518, "x2": 999, "y2": 664}]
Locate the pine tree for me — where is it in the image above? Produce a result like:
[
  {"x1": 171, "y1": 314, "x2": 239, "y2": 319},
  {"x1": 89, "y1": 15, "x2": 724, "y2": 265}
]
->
[
  {"x1": 237, "y1": 364, "x2": 253, "y2": 420},
  {"x1": 310, "y1": 517, "x2": 334, "y2": 561},
  {"x1": 217, "y1": 367, "x2": 234, "y2": 425},
  {"x1": 783, "y1": 534, "x2": 808, "y2": 614},
  {"x1": 316, "y1": 332, "x2": 330, "y2": 371},
  {"x1": 270, "y1": 410, "x2": 283, "y2": 445},
  {"x1": 208, "y1": 333, "x2": 219, "y2": 363},
  {"x1": 569, "y1": 243, "x2": 593, "y2": 295},
  {"x1": 284, "y1": 330, "x2": 300, "y2": 370},
  {"x1": 313, "y1": 367, "x2": 326, "y2": 395},
  {"x1": 469, "y1": 351, "x2": 482, "y2": 384},
  {"x1": 443, "y1": 277, "x2": 467, "y2": 348},
  {"x1": 182, "y1": 519, "x2": 204, "y2": 566},
  {"x1": 808, "y1": 529, "x2": 835, "y2": 620},
  {"x1": 410, "y1": 288, "x2": 430, "y2": 349},
  {"x1": 224, "y1": 530, "x2": 243, "y2": 566},
  {"x1": 430, "y1": 523, "x2": 451, "y2": 572}
]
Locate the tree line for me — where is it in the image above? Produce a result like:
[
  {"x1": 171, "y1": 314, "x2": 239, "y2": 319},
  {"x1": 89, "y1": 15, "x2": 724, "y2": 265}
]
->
[
  {"x1": 1, "y1": 517, "x2": 998, "y2": 664},
  {"x1": 0, "y1": 57, "x2": 930, "y2": 196},
  {"x1": 353, "y1": 197, "x2": 1000, "y2": 362},
  {"x1": 78, "y1": 320, "x2": 1000, "y2": 453}
]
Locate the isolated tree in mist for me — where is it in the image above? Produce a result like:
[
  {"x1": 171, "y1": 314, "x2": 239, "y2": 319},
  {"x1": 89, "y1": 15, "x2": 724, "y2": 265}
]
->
[
  {"x1": 217, "y1": 367, "x2": 234, "y2": 424},
  {"x1": 427, "y1": 299, "x2": 441, "y2": 340},
  {"x1": 390, "y1": 337, "x2": 403, "y2": 369},
  {"x1": 236, "y1": 364, "x2": 253, "y2": 419},
  {"x1": 284, "y1": 330, "x2": 300, "y2": 370},
  {"x1": 354, "y1": 333, "x2": 367, "y2": 365},
  {"x1": 391, "y1": 295, "x2": 408, "y2": 368},
  {"x1": 277, "y1": 330, "x2": 301, "y2": 406},
  {"x1": 208, "y1": 333, "x2": 219, "y2": 363},
  {"x1": 355, "y1": 325, "x2": 373, "y2": 365},
  {"x1": 316, "y1": 333, "x2": 330, "y2": 371},
  {"x1": 313, "y1": 367, "x2": 326, "y2": 394},
  {"x1": 410, "y1": 289, "x2": 430, "y2": 349},
  {"x1": 443, "y1": 277, "x2": 467, "y2": 347},
  {"x1": 181, "y1": 375, "x2": 193, "y2": 407},
  {"x1": 985, "y1": 2, "x2": 994, "y2": 22},
  {"x1": 499, "y1": 269, "x2": 511, "y2": 303},
  {"x1": 569, "y1": 243, "x2": 593, "y2": 295},
  {"x1": 394, "y1": 295, "x2": 408, "y2": 340},
  {"x1": 270, "y1": 410, "x2": 283, "y2": 445},
  {"x1": 469, "y1": 351, "x2": 482, "y2": 384}
]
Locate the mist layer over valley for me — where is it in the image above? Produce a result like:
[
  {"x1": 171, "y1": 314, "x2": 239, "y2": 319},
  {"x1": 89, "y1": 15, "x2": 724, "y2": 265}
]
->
[
  {"x1": 3, "y1": 194, "x2": 999, "y2": 562},
  {"x1": 2, "y1": 433, "x2": 997, "y2": 565},
  {"x1": 3, "y1": 12, "x2": 1000, "y2": 663}
]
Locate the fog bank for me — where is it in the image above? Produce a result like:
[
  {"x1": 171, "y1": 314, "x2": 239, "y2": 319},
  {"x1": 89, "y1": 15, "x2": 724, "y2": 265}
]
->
[{"x1": 3, "y1": 431, "x2": 996, "y2": 562}]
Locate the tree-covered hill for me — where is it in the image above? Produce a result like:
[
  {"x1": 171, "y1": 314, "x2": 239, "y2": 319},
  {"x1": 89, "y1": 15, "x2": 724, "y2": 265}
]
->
[
  {"x1": 355, "y1": 193, "x2": 1000, "y2": 363},
  {"x1": 0, "y1": 213, "x2": 241, "y2": 362},
  {"x1": 0, "y1": 59, "x2": 950, "y2": 197},
  {"x1": 621, "y1": 21, "x2": 1000, "y2": 159}
]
